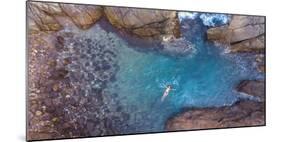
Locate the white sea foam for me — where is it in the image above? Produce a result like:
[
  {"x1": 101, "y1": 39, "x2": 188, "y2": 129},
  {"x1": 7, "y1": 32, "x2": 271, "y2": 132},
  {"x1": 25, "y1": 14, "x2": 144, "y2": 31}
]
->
[
  {"x1": 199, "y1": 14, "x2": 230, "y2": 27},
  {"x1": 178, "y1": 12, "x2": 198, "y2": 22},
  {"x1": 178, "y1": 12, "x2": 230, "y2": 27}
]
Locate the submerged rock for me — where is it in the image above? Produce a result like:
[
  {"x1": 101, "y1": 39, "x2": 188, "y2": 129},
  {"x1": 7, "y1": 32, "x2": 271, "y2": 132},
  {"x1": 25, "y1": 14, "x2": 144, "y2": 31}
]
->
[
  {"x1": 104, "y1": 7, "x2": 180, "y2": 39},
  {"x1": 166, "y1": 100, "x2": 264, "y2": 131},
  {"x1": 255, "y1": 54, "x2": 265, "y2": 73},
  {"x1": 161, "y1": 37, "x2": 196, "y2": 55}
]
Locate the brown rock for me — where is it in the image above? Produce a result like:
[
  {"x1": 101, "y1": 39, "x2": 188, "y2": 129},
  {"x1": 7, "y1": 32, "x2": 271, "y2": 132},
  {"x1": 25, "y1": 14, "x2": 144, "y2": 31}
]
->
[
  {"x1": 229, "y1": 16, "x2": 265, "y2": 29},
  {"x1": 30, "y1": 2, "x2": 64, "y2": 16},
  {"x1": 229, "y1": 35, "x2": 265, "y2": 53},
  {"x1": 257, "y1": 65, "x2": 265, "y2": 73},
  {"x1": 27, "y1": 2, "x2": 103, "y2": 31},
  {"x1": 207, "y1": 15, "x2": 265, "y2": 53},
  {"x1": 35, "y1": 110, "x2": 43, "y2": 116},
  {"x1": 52, "y1": 83, "x2": 60, "y2": 92},
  {"x1": 207, "y1": 26, "x2": 229, "y2": 42},
  {"x1": 50, "y1": 68, "x2": 68, "y2": 80},
  {"x1": 27, "y1": 131, "x2": 54, "y2": 141},
  {"x1": 237, "y1": 80, "x2": 265, "y2": 102},
  {"x1": 27, "y1": 2, "x2": 62, "y2": 31},
  {"x1": 60, "y1": 4, "x2": 103, "y2": 29},
  {"x1": 104, "y1": 7, "x2": 180, "y2": 39},
  {"x1": 166, "y1": 100, "x2": 264, "y2": 131},
  {"x1": 229, "y1": 24, "x2": 264, "y2": 43},
  {"x1": 255, "y1": 54, "x2": 265, "y2": 73}
]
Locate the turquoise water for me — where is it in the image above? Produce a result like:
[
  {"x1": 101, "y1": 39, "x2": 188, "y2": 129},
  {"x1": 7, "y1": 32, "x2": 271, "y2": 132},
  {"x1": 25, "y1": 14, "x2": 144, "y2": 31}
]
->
[
  {"x1": 104, "y1": 19, "x2": 263, "y2": 133},
  {"x1": 60, "y1": 16, "x2": 263, "y2": 134}
]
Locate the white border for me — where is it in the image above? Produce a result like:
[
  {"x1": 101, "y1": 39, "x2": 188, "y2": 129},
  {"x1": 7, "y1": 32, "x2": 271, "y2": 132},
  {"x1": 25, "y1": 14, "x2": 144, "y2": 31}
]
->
[{"x1": 1, "y1": 0, "x2": 280, "y2": 142}]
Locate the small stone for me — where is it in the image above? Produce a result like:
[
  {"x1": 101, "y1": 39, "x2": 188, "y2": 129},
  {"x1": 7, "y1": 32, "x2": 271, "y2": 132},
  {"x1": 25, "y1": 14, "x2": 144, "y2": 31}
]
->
[
  {"x1": 65, "y1": 95, "x2": 71, "y2": 98},
  {"x1": 52, "y1": 84, "x2": 59, "y2": 92},
  {"x1": 52, "y1": 117, "x2": 59, "y2": 122},
  {"x1": 35, "y1": 110, "x2": 42, "y2": 116},
  {"x1": 42, "y1": 106, "x2": 47, "y2": 111},
  {"x1": 47, "y1": 60, "x2": 57, "y2": 67},
  {"x1": 35, "y1": 89, "x2": 40, "y2": 93},
  {"x1": 63, "y1": 58, "x2": 71, "y2": 65},
  {"x1": 31, "y1": 100, "x2": 37, "y2": 104},
  {"x1": 29, "y1": 93, "x2": 37, "y2": 97}
]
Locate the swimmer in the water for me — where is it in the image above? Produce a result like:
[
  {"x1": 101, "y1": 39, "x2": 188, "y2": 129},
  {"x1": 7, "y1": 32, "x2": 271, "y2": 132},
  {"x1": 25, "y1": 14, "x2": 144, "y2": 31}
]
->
[{"x1": 161, "y1": 85, "x2": 172, "y2": 102}]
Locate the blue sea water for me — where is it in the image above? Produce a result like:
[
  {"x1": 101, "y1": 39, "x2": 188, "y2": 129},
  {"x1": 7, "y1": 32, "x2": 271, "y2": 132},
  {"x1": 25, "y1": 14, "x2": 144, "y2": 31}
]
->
[
  {"x1": 102, "y1": 14, "x2": 264, "y2": 133},
  {"x1": 61, "y1": 13, "x2": 263, "y2": 134}
]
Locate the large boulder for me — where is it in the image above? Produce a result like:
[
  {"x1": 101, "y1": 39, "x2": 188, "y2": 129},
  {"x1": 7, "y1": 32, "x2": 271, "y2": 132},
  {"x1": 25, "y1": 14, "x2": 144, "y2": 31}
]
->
[
  {"x1": 166, "y1": 100, "x2": 264, "y2": 131},
  {"x1": 207, "y1": 15, "x2": 265, "y2": 53},
  {"x1": 166, "y1": 79, "x2": 265, "y2": 131},
  {"x1": 229, "y1": 35, "x2": 264, "y2": 53},
  {"x1": 28, "y1": 2, "x2": 181, "y2": 39},
  {"x1": 228, "y1": 16, "x2": 265, "y2": 43},
  {"x1": 30, "y1": 2, "x2": 64, "y2": 16},
  {"x1": 104, "y1": 7, "x2": 180, "y2": 39},
  {"x1": 27, "y1": 2, "x2": 103, "y2": 31},
  {"x1": 236, "y1": 80, "x2": 265, "y2": 102},
  {"x1": 60, "y1": 4, "x2": 103, "y2": 29},
  {"x1": 27, "y1": 2, "x2": 62, "y2": 31}
]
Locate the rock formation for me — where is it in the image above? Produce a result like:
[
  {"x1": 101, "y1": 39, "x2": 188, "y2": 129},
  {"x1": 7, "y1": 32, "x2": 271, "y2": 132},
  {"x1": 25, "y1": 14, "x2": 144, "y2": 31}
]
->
[
  {"x1": 60, "y1": 4, "x2": 103, "y2": 29},
  {"x1": 166, "y1": 15, "x2": 266, "y2": 132},
  {"x1": 104, "y1": 7, "x2": 180, "y2": 39},
  {"x1": 27, "y1": 2, "x2": 63, "y2": 31},
  {"x1": 27, "y1": 2, "x2": 181, "y2": 39},
  {"x1": 166, "y1": 100, "x2": 265, "y2": 131},
  {"x1": 27, "y1": 2, "x2": 103, "y2": 32},
  {"x1": 207, "y1": 15, "x2": 265, "y2": 53},
  {"x1": 207, "y1": 15, "x2": 265, "y2": 73},
  {"x1": 237, "y1": 80, "x2": 265, "y2": 102}
]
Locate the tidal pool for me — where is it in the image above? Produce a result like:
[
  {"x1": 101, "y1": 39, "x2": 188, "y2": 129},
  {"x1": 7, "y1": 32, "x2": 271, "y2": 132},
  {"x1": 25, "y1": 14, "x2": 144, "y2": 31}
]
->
[
  {"x1": 59, "y1": 15, "x2": 263, "y2": 134},
  {"x1": 104, "y1": 17, "x2": 263, "y2": 133}
]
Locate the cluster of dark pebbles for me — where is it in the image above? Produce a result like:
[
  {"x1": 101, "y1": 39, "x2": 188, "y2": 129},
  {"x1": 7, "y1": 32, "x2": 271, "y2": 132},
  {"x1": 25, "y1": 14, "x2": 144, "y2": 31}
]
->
[{"x1": 28, "y1": 29, "x2": 130, "y2": 140}]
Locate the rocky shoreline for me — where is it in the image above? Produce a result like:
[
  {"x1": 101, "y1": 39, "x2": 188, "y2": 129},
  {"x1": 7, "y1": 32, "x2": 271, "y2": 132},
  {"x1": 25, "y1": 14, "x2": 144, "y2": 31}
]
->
[
  {"x1": 166, "y1": 79, "x2": 265, "y2": 131},
  {"x1": 27, "y1": 1, "x2": 265, "y2": 140},
  {"x1": 27, "y1": 1, "x2": 183, "y2": 140},
  {"x1": 165, "y1": 15, "x2": 265, "y2": 131},
  {"x1": 27, "y1": 2, "x2": 180, "y2": 40},
  {"x1": 27, "y1": 28, "x2": 130, "y2": 140}
]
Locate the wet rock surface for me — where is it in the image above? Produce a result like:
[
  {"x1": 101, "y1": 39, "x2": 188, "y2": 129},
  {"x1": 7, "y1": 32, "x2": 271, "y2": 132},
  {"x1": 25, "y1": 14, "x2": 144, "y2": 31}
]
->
[
  {"x1": 27, "y1": 1, "x2": 181, "y2": 39},
  {"x1": 237, "y1": 80, "x2": 265, "y2": 102},
  {"x1": 27, "y1": 1, "x2": 266, "y2": 139},
  {"x1": 207, "y1": 15, "x2": 265, "y2": 75},
  {"x1": 207, "y1": 15, "x2": 265, "y2": 53},
  {"x1": 104, "y1": 7, "x2": 180, "y2": 39},
  {"x1": 166, "y1": 15, "x2": 265, "y2": 131},
  {"x1": 27, "y1": 2, "x2": 103, "y2": 32},
  {"x1": 60, "y1": 4, "x2": 103, "y2": 29},
  {"x1": 27, "y1": 2, "x2": 63, "y2": 31},
  {"x1": 166, "y1": 100, "x2": 265, "y2": 131},
  {"x1": 27, "y1": 26, "x2": 129, "y2": 140}
]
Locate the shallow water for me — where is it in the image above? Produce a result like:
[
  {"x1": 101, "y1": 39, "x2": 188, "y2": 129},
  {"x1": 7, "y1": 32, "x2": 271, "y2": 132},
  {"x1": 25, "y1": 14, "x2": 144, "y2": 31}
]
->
[
  {"x1": 105, "y1": 19, "x2": 263, "y2": 133},
  {"x1": 58, "y1": 16, "x2": 263, "y2": 134}
]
